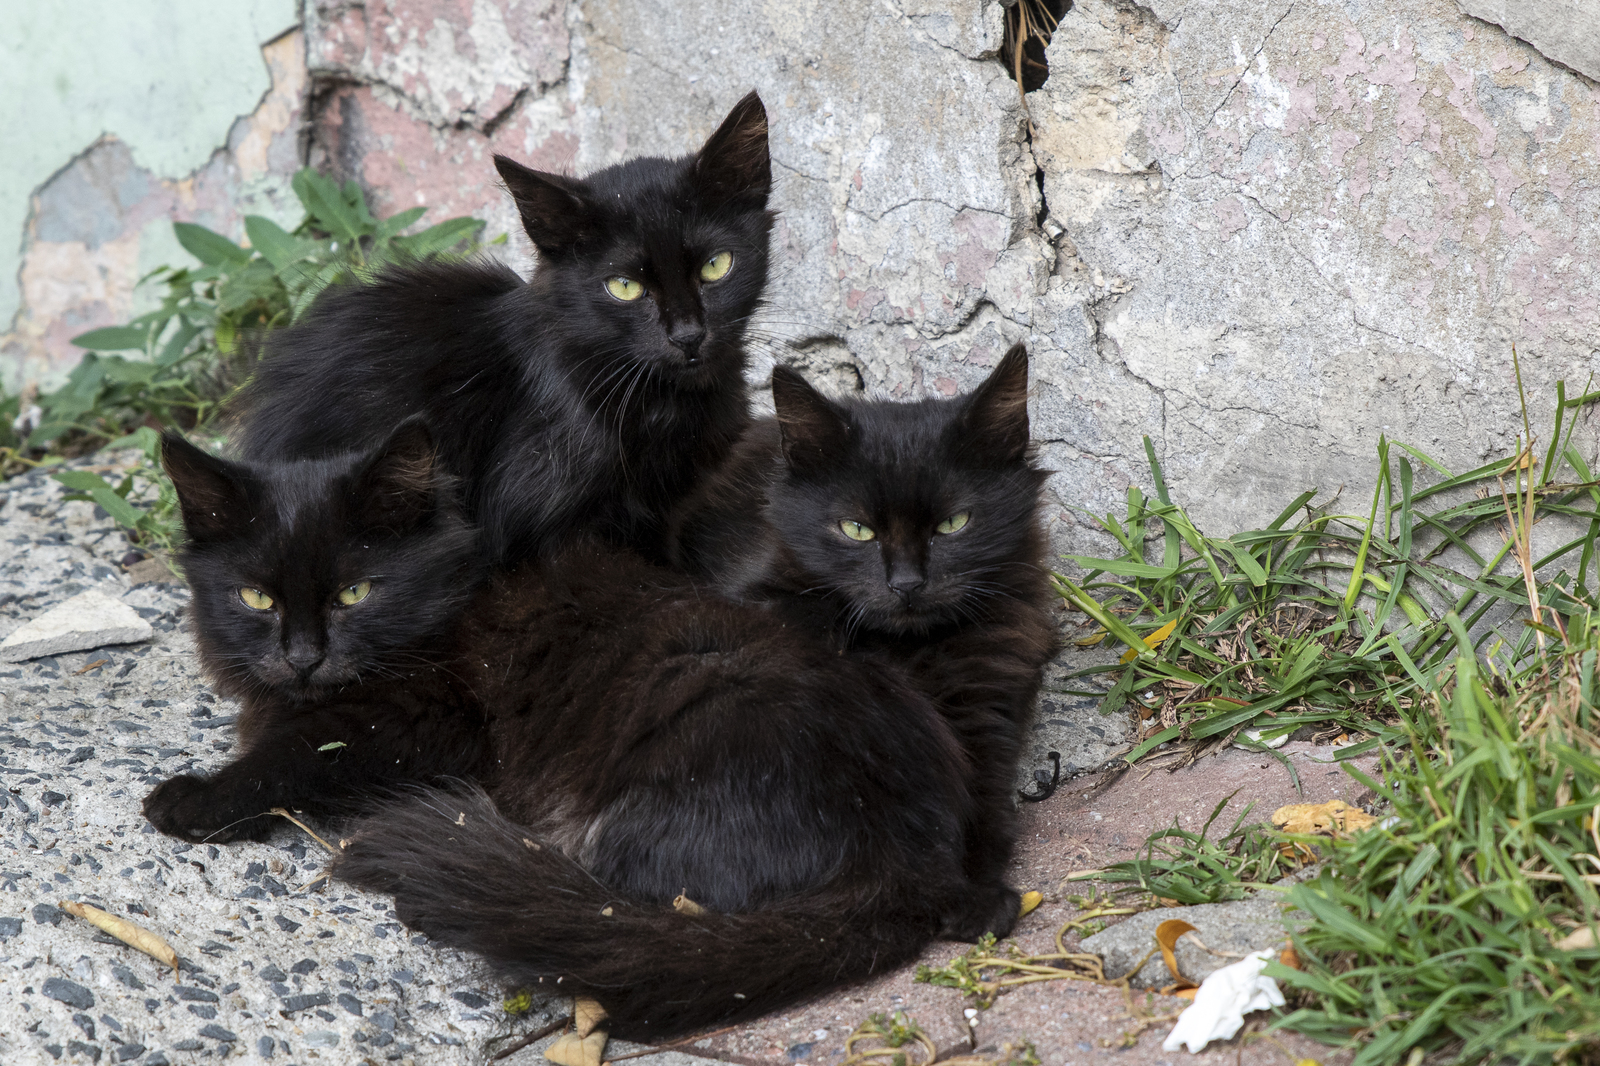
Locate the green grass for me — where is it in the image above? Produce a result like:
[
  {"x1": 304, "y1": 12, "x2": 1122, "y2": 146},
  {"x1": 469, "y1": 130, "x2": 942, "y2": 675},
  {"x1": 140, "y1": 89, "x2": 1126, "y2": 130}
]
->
[
  {"x1": 1272, "y1": 610, "x2": 1600, "y2": 1063},
  {"x1": 1055, "y1": 379, "x2": 1600, "y2": 770}
]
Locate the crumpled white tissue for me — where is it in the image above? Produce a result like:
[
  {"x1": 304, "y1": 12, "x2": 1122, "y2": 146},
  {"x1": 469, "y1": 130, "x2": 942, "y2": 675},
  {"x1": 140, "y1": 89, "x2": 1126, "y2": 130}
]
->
[{"x1": 1162, "y1": 948, "x2": 1286, "y2": 1053}]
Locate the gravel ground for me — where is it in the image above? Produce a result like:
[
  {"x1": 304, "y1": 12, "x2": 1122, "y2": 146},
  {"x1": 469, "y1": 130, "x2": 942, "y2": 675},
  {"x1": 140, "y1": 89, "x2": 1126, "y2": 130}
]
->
[{"x1": 0, "y1": 450, "x2": 1138, "y2": 1066}]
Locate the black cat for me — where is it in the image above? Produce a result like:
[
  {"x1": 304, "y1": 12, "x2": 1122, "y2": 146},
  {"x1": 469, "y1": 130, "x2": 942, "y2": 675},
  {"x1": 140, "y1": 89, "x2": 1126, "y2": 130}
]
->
[
  {"x1": 234, "y1": 92, "x2": 772, "y2": 566},
  {"x1": 144, "y1": 421, "x2": 990, "y2": 1039},
  {"x1": 144, "y1": 356, "x2": 1052, "y2": 1037},
  {"x1": 143, "y1": 421, "x2": 491, "y2": 842},
  {"x1": 668, "y1": 343, "x2": 1058, "y2": 927}
]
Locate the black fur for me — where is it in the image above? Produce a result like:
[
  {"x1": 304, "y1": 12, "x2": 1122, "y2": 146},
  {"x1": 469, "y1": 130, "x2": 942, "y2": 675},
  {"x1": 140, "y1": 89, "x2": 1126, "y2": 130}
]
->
[
  {"x1": 669, "y1": 344, "x2": 1059, "y2": 924},
  {"x1": 234, "y1": 92, "x2": 772, "y2": 566},
  {"x1": 145, "y1": 421, "x2": 489, "y2": 842}
]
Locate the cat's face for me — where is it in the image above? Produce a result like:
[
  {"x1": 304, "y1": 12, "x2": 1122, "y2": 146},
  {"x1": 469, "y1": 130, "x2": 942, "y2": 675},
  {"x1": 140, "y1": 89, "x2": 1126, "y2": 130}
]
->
[
  {"x1": 163, "y1": 421, "x2": 478, "y2": 703},
  {"x1": 767, "y1": 346, "x2": 1046, "y2": 636},
  {"x1": 493, "y1": 92, "x2": 772, "y2": 395}
]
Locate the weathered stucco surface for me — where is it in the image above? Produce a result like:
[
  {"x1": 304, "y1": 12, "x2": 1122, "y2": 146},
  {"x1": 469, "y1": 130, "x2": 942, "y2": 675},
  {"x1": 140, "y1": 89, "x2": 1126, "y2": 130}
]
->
[
  {"x1": 291, "y1": 0, "x2": 1600, "y2": 553},
  {"x1": 7, "y1": 0, "x2": 1600, "y2": 537},
  {"x1": 0, "y1": 2, "x2": 301, "y2": 392}
]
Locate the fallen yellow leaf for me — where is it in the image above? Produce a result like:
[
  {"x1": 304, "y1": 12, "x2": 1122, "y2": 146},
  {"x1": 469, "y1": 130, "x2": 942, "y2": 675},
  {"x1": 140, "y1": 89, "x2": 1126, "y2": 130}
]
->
[
  {"x1": 1155, "y1": 919, "x2": 1197, "y2": 984},
  {"x1": 59, "y1": 900, "x2": 178, "y2": 979},
  {"x1": 544, "y1": 1029, "x2": 607, "y2": 1066},
  {"x1": 1272, "y1": 800, "x2": 1378, "y2": 838},
  {"x1": 1555, "y1": 927, "x2": 1596, "y2": 951},
  {"x1": 1120, "y1": 619, "x2": 1178, "y2": 664},
  {"x1": 1279, "y1": 944, "x2": 1302, "y2": 970},
  {"x1": 573, "y1": 997, "x2": 608, "y2": 1039},
  {"x1": 672, "y1": 894, "x2": 707, "y2": 916},
  {"x1": 1017, "y1": 891, "x2": 1043, "y2": 918},
  {"x1": 1075, "y1": 629, "x2": 1108, "y2": 647}
]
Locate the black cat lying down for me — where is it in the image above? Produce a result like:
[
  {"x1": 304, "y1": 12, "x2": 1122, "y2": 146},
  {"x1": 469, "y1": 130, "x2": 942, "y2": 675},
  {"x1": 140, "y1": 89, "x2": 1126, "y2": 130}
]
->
[{"x1": 144, "y1": 354, "x2": 1051, "y2": 1037}]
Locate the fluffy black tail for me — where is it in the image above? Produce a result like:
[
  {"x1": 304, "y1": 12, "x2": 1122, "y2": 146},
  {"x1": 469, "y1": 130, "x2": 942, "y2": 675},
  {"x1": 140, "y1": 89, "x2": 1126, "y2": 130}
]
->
[{"x1": 332, "y1": 788, "x2": 941, "y2": 1040}]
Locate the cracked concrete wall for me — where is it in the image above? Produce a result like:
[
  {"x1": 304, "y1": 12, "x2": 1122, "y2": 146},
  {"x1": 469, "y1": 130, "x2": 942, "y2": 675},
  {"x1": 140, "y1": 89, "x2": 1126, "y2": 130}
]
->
[
  {"x1": 302, "y1": 0, "x2": 1600, "y2": 554},
  {"x1": 1, "y1": 2, "x2": 302, "y2": 393},
  {"x1": 15, "y1": 0, "x2": 1600, "y2": 557}
]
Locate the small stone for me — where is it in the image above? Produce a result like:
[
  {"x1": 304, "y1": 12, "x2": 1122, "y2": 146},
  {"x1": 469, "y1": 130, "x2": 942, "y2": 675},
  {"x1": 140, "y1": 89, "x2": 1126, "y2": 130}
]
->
[
  {"x1": 290, "y1": 958, "x2": 318, "y2": 975},
  {"x1": 0, "y1": 590, "x2": 152, "y2": 663},
  {"x1": 258, "y1": 964, "x2": 287, "y2": 983},
  {"x1": 1080, "y1": 894, "x2": 1304, "y2": 988},
  {"x1": 450, "y1": 990, "x2": 488, "y2": 1009},
  {"x1": 66, "y1": 1041, "x2": 101, "y2": 1063},
  {"x1": 174, "y1": 986, "x2": 218, "y2": 1003},
  {"x1": 302, "y1": 1030, "x2": 341, "y2": 1049},
  {"x1": 338, "y1": 992, "x2": 363, "y2": 1016},
  {"x1": 43, "y1": 977, "x2": 95, "y2": 1009},
  {"x1": 114, "y1": 1043, "x2": 145, "y2": 1062},
  {"x1": 0, "y1": 917, "x2": 23, "y2": 940},
  {"x1": 110, "y1": 965, "x2": 145, "y2": 990},
  {"x1": 258, "y1": 1035, "x2": 276, "y2": 1058},
  {"x1": 33, "y1": 903, "x2": 65, "y2": 926},
  {"x1": 274, "y1": 915, "x2": 301, "y2": 933},
  {"x1": 199, "y1": 1023, "x2": 237, "y2": 1042},
  {"x1": 280, "y1": 992, "x2": 331, "y2": 1014}
]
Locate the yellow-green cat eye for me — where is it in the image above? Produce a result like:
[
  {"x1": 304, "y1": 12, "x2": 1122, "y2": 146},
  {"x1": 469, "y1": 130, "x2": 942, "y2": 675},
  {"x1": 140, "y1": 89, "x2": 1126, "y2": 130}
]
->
[
  {"x1": 605, "y1": 276, "x2": 644, "y2": 301},
  {"x1": 700, "y1": 251, "x2": 733, "y2": 282},
  {"x1": 840, "y1": 520, "x2": 876, "y2": 542},
  {"x1": 239, "y1": 587, "x2": 274, "y2": 611},
  {"x1": 936, "y1": 512, "x2": 971, "y2": 535},
  {"x1": 337, "y1": 581, "x2": 372, "y2": 606}
]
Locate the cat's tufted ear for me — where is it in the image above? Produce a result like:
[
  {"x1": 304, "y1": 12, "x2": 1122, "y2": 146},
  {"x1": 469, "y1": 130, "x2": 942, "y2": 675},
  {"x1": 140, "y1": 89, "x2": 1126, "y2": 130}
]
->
[
  {"x1": 694, "y1": 91, "x2": 771, "y2": 209},
  {"x1": 356, "y1": 417, "x2": 447, "y2": 533},
  {"x1": 953, "y1": 344, "x2": 1031, "y2": 466},
  {"x1": 494, "y1": 156, "x2": 596, "y2": 254},
  {"x1": 162, "y1": 434, "x2": 255, "y2": 544},
  {"x1": 772, "y1": 365, "x2": 850, "y2": 477}
]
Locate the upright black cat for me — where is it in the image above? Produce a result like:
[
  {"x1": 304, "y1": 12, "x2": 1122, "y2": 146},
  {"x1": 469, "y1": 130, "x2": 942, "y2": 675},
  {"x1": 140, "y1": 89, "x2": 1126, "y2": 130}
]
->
[
  {"x1": 668, "y1": 343, "x2": 1058, "y2": 930},
  {"x1": 235, "y1": 92, "x2": 772, "y2": 565}
]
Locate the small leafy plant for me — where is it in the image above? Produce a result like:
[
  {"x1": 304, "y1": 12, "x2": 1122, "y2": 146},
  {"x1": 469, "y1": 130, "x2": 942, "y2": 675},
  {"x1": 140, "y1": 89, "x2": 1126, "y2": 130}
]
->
[{"x1": 4, "y1": 168, "x2": 491, "y2": 550}]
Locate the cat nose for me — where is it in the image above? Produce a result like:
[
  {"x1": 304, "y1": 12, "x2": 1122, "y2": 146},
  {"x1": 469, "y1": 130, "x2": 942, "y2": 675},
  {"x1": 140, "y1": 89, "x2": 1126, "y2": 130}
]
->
[
  {"x1": 886, "y1": 562, "x2": 926, "y2": 600},
  {"x1": 668, "y1": 323, "x2": 706, "y2": 360},
  {"x1": 285, "y1": 647, "x2": 324, "y2": 678}
]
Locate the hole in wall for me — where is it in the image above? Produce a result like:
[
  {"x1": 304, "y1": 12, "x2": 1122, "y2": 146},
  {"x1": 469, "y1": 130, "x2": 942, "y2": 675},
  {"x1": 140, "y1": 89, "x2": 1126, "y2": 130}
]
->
[{"x1": 1001, "y1": 0, "x2": 1071, "y2": 93}]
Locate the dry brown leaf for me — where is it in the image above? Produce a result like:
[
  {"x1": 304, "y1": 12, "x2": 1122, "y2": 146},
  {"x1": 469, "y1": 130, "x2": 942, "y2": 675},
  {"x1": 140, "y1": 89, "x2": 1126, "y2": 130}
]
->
[
  {"x1": 1155, "y1": 919, "x2": 1197, "y2": 985},
  {"x1": 1017, "y1": 890, "x2": 1043, "y2": 918},
  {"x1": 672, "y1": 894, "x2": 707, "y2": 916},
  {"x1": 59, "y1": 900, "x2": 178, "y2": 979},
  {"x1": 1272, "y1": 800, "x2": 1378, "y2": 837},
  {"x1": 1555, "y1": 926, "x2": 1596, "y2": 951},
  {"x1": 1169, "y1": 986, "x2": 1198, "y2": 1000},
  {"x1": 1279, "y1": 944, "x2": 1303, "y2": 970},
  {"x1": 544, "y1": 1029, "x2": 607, "y2": 1066},
  {"x1": 573, "y1": 997, "x2": 608, "y2": 1038}
]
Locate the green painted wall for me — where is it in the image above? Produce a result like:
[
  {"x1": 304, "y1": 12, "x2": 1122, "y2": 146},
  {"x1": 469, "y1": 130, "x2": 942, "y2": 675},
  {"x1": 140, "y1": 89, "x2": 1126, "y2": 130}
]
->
[{"x1": 1, "y1": 0, "x2": 298, "y2": 332}]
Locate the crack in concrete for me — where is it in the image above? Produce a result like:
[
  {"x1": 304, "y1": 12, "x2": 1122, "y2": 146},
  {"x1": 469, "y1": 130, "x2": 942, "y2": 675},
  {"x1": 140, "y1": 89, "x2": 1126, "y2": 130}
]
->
[
  {"x1": 847, "y1": 197, "x2": 1012, "y2": 224},
  {"x1": 1202, "y1": 2, "x2": 1295, "y2": 133}
]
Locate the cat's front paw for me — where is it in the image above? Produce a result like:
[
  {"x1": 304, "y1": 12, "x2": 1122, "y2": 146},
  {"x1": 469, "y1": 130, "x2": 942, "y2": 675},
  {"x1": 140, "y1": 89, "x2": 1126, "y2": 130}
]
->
[
  {"x1": 941, "y1": 882, "x2": 1022, "y2": 942},
  {"x1": 142, "y1": 774, "x2": 276, "y2": 843}
]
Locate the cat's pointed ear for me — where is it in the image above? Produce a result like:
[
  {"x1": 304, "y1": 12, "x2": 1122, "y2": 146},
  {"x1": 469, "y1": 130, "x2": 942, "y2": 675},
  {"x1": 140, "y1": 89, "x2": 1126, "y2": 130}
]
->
[
  {"x1": 694, "y1": 91, "x2": 771, "y2": 208},
  {"x1": 772, "y1": 365, "x2": 850, "y2": 476},
  {"x1": 494, "y1": 155, "x2": 596, "y2": 254},
  {"x1": 357, "y1": 418, "x2": 447, "y2": 532},
  {"x1": 162, "y1": 433, "x2": 254, "y2": 543},
  {"x1": 954, "y1": 344, "x2": 1032, "y2": 466}
]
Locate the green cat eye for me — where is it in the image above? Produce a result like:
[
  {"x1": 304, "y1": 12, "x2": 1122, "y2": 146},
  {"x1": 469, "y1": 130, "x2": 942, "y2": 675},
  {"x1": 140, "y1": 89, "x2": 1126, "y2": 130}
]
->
[
  {"x1": 605, "y1": 276, "x2": 644, "y2": 301},
  {"x1": 936, "y1": 512, "x2": 971, "y2": 535},
  {"x1": 700, "y1": 251, "x2": 733, "y2": 282},
  {"x1": 337, "y1": 581, "x2": 373, "y2": 606},
  {"x1": 239, "y1": 587, "x2": 274, "y2": 611},
  {"x1": 840, "y1": 520, "x2": 876, "y2": 542}
]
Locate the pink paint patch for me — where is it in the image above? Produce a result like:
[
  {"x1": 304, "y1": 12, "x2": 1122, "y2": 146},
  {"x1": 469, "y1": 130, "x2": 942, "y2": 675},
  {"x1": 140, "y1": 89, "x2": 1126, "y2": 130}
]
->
[
  {"x1": 1324, "y1": 29, "x2": 1369, "y2": 114},
  {"x1": 1214, "y1": 197, "x2": 1248, "y2": 239},
  {"x1": 949, "y1": 210, "x2": 1006, "y2": 290},
  {"x1": 1328, "y1": 129, "x2": 1363, "y2": 170},
  {"x1": 1348, "y1": 156, "x2": 1372, "y2": 213},
  {"x1": 1407, "y1": 275, "x2": 1435, "y2": 310},
  {"x1": 1444, "y1": 61, "x2": 1497, "y2": 158},
  {"x1": 1281, "y1": 65, "x2": 1322, "y2": 137},
  {"x1": 934, "y1": 376, "x2": 959, "y2": 397},
  {"x1": 1488, "y1": 48, "x2": 1529, "y2": 74},
  {"x1": 1146, "y1": 120, "x2": 1187, "y2": 156}
]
